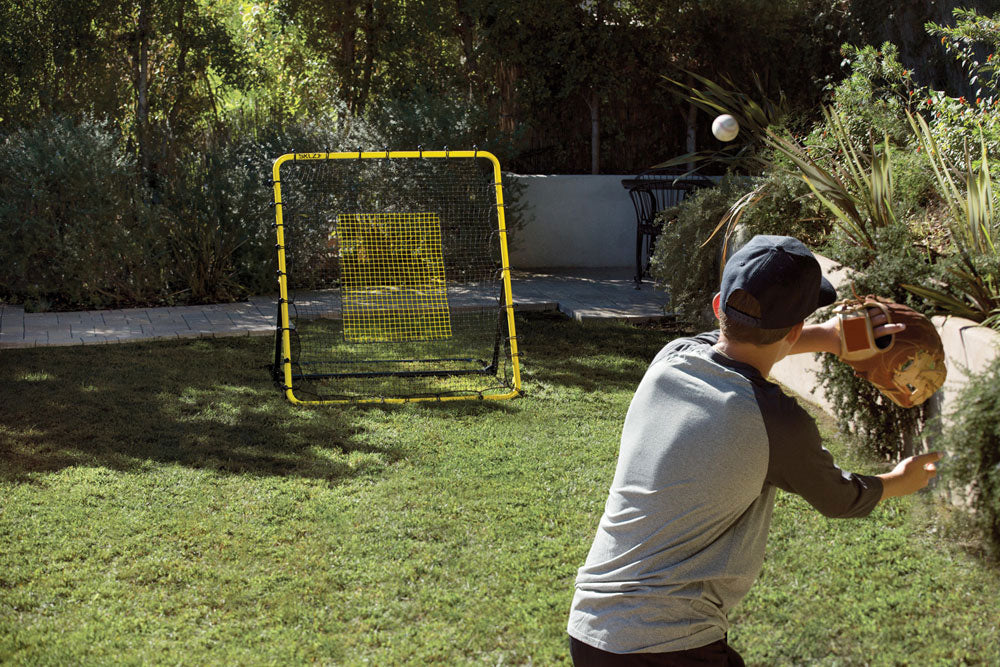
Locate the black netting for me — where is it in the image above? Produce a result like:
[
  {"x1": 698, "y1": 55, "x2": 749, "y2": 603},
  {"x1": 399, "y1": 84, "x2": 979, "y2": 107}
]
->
[{"x1": 271, "y1": 154, "x2": 516, "y2": 402}]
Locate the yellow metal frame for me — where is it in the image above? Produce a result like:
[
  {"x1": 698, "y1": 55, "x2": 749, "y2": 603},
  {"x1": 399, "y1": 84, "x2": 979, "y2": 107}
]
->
[{"x1": 271, "y1": 150, "x2": 522, "y2": 405}]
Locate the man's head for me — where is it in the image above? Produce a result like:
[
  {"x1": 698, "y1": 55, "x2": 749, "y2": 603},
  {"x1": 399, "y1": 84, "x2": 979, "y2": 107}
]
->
[{"x1": 715, "y1": 235, "x2": 836, "y2": 345}]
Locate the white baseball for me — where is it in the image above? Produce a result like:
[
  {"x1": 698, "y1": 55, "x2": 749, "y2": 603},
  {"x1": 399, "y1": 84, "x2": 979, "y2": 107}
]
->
[{"x1": 712, "y1": 114, "x2": 740, "y2": 142}]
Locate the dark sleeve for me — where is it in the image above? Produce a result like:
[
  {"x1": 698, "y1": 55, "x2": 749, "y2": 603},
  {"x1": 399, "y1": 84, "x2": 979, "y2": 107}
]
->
[
  {"x1": 754, "y1": 384, "x2": 883, "y2": 518},
  {"x1": 655, "y1": 330, "x2": 720, "y2": 360}
]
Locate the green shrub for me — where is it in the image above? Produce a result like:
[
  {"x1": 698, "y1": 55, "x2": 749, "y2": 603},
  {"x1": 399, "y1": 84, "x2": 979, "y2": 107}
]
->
[
  {"x1": 825, "y1": 43, "x2": 919, "y2": 147},
  {"x1": 0, "y1": 115, "x2": 286, "y2": 310},
  {"x1": 889, "y1": 146, "x2": 940, "y2": 218},
  {"x1": 149, "y1": 111, "x2": 395, "y2": 303},
  {"x1": 0, "y1": 115, "x2": 168, "y2": 310},
  {"x1": 151, "y1": 120, "x2": 313, "y2": 304},
  {"x1": 0, "y1": 109, "x2": 527, "y2": 310},
  {"x1": 736, "y1": 167, "x2": 830, "y2": 245},
  {"x1": 925, "y1": 9, "x2": 1000, "y2": 162},
  {"x1": 817, "y1": 354, "x2": 930, "y2": 461},
  {"x1": 821, "y1": 223, "x2": 937, "y2": 306},
  {"x1": 648, "y1": 177, "x2": 745, "y2": 325},
  {"x1": 649, "y1": 168, "x2": 837, "y2": 326},
  {"x1": 937, "y1": 355, "x2": 1000, "y2": 557}
]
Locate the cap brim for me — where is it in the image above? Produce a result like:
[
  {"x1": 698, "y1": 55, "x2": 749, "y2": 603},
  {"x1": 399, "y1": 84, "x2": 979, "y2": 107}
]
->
[{"x1": 818, "y1": 277, "x2": 837, "y2": 308}]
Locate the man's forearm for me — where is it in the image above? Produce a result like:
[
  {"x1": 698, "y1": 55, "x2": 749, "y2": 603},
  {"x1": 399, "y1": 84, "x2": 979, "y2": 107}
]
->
[
  {"x1": 790, "y1": 311, "x2": 908, "y2": 358},
  {"x1": 789, "y1": 323, "x2": 840, "y2": 356}
]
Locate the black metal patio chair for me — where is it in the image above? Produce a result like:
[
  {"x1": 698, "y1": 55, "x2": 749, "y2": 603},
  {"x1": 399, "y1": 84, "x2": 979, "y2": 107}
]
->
[{"x1": 621, "y1": 168, "x2": 715, "y2": 287}]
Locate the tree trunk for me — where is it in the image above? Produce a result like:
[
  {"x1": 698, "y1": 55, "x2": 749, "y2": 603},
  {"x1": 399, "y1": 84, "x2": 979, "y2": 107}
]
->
[
  {"x1": 590, "y1": 89, "x2": 600, "y2": 175},
  {"x1": 685, "y1": 101, "x2": 697, "y2": 173},
  {"x1": 497, "y1": 61, "x2": 517, "y2": 134},
  {"x1": 340, "y1": 0, "x2": 359, "y2": 113},
  {"x1": 168, "y1": 0, "x2": 190, "y2": 139},
  {"x1": 455, "y1": 0, "x2": 477, "y2": 103},
  {"x1": 137, "y1": 0, "x2": 150, "y2": 186},
  {"x1": 590, "y1": 0, "x2": 603, "y2": 175},
  {"x1": 356, "y1": 0, "x2": 378, "y2": 112}
]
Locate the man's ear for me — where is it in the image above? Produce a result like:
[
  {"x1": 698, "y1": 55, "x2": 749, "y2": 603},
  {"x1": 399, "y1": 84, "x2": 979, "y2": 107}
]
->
[
  {"x1": 712, "y1": 293, "x2": 721, "y2": 319},
  {"x1": 785, "y1": 321, "x2": 805, "y2": 346}
]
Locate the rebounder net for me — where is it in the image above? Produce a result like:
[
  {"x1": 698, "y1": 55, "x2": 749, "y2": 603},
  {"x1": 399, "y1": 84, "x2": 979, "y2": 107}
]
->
[{"x1": 270, "y1": 150, "x2": 521, "y2": 404}]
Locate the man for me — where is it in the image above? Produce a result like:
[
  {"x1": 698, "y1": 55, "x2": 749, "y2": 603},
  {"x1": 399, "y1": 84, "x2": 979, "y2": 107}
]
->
[{"x1": 567, "y1": 235, "x2": 941, "y2": 665}]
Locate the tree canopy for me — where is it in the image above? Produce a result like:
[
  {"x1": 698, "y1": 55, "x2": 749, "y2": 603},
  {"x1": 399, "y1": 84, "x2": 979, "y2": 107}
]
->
[{"x1": 0, "y1": 0, "x2": 966, "y2": 173}]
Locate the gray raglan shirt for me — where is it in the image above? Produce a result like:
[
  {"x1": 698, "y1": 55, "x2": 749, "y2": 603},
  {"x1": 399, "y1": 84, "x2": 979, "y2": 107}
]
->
[{"x1": 567, "y1": 332, "x2": 883, "y2": 654}]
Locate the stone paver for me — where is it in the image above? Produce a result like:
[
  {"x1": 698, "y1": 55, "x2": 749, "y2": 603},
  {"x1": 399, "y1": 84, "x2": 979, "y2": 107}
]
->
[{"x1": 0, "y1": 268, "x2": 670, "y2": 349}]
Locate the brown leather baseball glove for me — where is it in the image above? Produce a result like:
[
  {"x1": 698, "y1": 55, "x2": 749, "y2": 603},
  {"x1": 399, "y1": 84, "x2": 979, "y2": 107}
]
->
[{"x1": 833, "y1": 295, "x2": 947, "y2": 408}]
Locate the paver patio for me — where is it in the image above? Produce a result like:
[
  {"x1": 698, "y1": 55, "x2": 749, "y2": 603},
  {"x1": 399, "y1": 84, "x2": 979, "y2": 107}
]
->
[{"x1": 0, "y1": 269, "x2": 671, "y2": 349}]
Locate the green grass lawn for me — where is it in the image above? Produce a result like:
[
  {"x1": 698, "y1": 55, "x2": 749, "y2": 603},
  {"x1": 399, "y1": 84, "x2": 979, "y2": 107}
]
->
[{"x1": 2, "y1": 312, "x2": 998, "y2": 665}]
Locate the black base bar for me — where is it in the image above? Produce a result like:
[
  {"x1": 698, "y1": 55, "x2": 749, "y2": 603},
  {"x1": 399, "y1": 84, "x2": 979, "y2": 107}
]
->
[
  {"x1": 292, "y1": 355, "x2": 496, "y2": 380},
  {"x1": 294, "y1": 366, "x2": 493, "y2": 380}
]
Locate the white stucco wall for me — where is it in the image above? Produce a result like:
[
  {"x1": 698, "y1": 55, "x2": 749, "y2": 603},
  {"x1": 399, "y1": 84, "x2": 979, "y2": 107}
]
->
[{"x1": 505, "y1": 174, "x2": 637, "y2": 269}]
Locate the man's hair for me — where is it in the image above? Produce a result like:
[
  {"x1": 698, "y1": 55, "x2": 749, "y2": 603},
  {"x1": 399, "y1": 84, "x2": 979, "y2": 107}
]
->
[{"x1": 719, "y1": 289, "x2": 796, "y2": 345}]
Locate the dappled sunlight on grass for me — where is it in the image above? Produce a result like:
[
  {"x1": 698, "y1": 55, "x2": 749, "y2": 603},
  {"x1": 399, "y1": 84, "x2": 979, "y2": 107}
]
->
[
  {"x1": 0, "y1": 424, "x2": 47, "y2": 441},
  {"x1": 16, "y1": 371, "x2": 53, "y2": 382}
]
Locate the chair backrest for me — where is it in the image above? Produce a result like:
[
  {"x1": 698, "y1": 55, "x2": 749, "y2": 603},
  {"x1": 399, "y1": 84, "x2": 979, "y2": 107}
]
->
[{"x1": 625, "y1": 167, "x2": 715, "y2": 223}]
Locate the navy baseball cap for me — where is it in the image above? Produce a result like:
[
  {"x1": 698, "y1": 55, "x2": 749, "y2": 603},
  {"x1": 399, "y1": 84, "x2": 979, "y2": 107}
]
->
[{"x1": 719, "y1": 235, "x2": 837, "y2": 329}]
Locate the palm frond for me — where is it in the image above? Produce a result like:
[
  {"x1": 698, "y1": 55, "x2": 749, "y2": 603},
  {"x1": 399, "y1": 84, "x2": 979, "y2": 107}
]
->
[{"x1": 901, "y1": 283, "x2": 981, "y2": 320}]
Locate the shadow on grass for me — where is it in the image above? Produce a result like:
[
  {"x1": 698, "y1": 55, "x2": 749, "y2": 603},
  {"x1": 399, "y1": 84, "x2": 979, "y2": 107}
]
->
[
  {"x1": 515, "y1": 311, "x2": 694, "y2": 394},
  {"x1": 0, "y1": 313, "x2": 690, "y2": 484},
  {"x1": 0, "y1": 336, "x2": 401, "y2": 484}
]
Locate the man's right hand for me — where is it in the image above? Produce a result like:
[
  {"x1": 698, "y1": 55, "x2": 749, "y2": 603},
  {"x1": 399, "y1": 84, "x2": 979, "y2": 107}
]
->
[{"x1": 878, "y1": 452, "x2": 943, "y2": 500}]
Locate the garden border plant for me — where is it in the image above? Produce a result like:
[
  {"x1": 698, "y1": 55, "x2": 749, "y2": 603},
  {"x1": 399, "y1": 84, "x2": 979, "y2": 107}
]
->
[{"x1": 934, "y1": 353, "x2": 1000, "y2": 556}]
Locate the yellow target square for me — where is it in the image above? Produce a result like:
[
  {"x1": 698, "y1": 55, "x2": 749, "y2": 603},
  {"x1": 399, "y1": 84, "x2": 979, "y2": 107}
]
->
[{"x1": 336, "y1": 212, "x2": 452, "y2": 342}]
